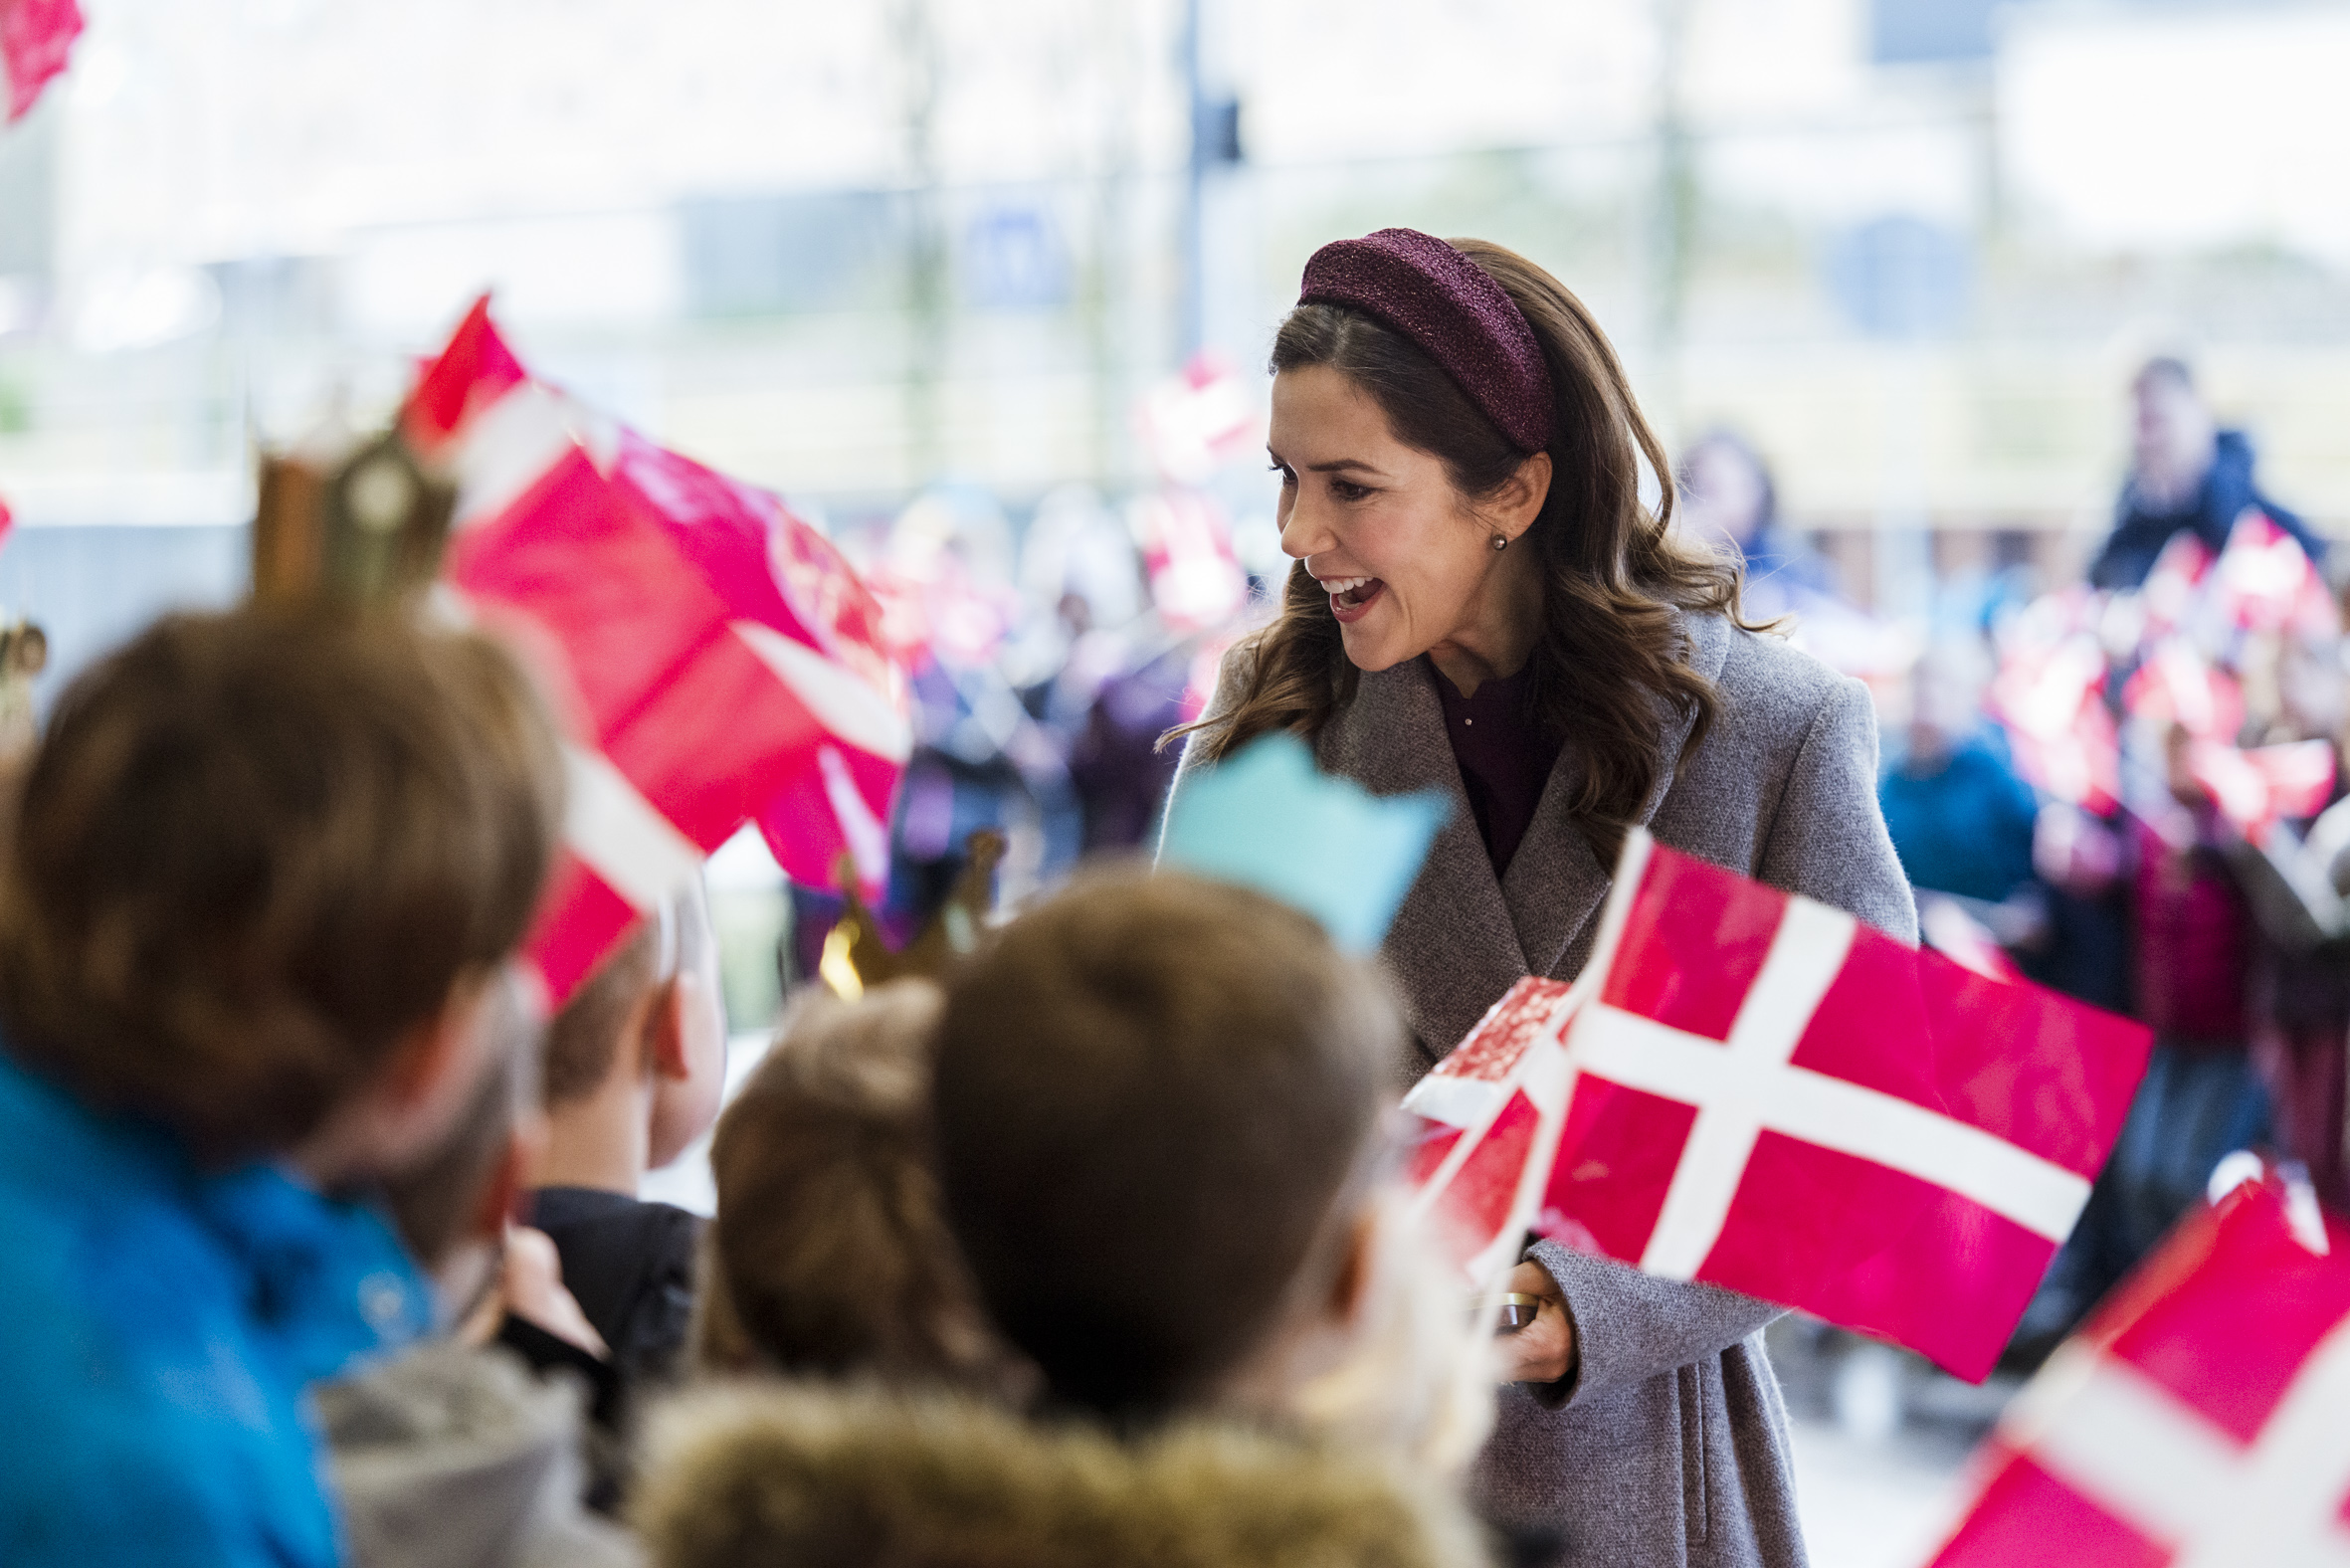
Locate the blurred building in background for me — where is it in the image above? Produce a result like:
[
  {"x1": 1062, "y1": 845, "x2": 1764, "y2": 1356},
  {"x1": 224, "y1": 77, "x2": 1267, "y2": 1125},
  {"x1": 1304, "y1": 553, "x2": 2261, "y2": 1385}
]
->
[{"x1": 8, "y1": 0, "x2": 2350, "y2": 684}]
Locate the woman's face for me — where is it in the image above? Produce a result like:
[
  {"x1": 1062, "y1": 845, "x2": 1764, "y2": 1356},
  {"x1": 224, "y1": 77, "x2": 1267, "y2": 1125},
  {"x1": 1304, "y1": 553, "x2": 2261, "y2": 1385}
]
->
[{"x1": 1269, "y1": 365, "x2": 1520, "y2": 675}]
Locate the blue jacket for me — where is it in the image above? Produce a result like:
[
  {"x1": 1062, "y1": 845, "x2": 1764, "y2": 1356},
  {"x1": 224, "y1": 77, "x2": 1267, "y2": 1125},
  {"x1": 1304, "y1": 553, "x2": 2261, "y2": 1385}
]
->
[
  {"x1": 0, "y1": 1051, "x2": 428, "y2": 1568},
  {"x1": 1879, "y1": 728, "x2": 2041, "y2": 904}
]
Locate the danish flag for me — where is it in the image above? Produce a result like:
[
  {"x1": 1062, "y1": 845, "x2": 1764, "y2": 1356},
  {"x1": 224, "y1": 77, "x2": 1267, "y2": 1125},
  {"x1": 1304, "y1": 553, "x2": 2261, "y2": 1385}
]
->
[
  {"x1": 409, "y1": 299, "x2": 909, "y2": 1003},
  {"x1": 1406, "y1": 832, "x2": 2151, "y2": 1380},
  {"x1": 1926, "y1": 1173, "x2": 2350, "y2": 1567}
]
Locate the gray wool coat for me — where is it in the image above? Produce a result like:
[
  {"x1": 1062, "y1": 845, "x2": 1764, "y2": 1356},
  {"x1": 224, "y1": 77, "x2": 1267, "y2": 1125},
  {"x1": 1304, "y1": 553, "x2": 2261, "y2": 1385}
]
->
[{"x1": 1169, "y1": 610, "x2": 1916, "y2": 1568}]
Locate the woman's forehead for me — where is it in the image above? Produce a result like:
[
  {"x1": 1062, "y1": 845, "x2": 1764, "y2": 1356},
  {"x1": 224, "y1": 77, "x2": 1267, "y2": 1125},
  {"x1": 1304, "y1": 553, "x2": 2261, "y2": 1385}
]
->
[{"x1": 1269, "y1": 366, "x2": 1418, "y2": 466}]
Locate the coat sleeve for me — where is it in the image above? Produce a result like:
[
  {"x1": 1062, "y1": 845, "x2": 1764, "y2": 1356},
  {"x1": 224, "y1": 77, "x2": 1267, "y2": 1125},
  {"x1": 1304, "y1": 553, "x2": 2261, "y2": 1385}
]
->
[
  {"x1": 1757, "y1": 675, "x2": 1918, "y2": 943},
  {"x1": 1521, "y1": 1241, "x2": 1784, "y2": 1408}
]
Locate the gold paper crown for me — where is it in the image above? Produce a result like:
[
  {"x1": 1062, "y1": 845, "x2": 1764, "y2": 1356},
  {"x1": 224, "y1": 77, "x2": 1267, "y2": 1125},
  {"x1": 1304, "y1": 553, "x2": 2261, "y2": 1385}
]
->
[
  {"x1": 252, "y1": 424, "x2": 455, "y2": 608},
  {"x1": 818, "y1": 828, "x2": 1005, "y2": 999}
]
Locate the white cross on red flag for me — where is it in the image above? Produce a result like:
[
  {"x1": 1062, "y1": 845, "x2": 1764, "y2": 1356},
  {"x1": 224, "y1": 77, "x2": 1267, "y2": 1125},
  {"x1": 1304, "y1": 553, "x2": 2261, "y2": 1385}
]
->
[
  {"x1": 1405, "y1": 831, "x2": 2152, "y2": 1380},
  {"x1": 407, "y1": 299, "x2": 910, "y2": 1003},
  {"x1": 1925, "y1": 1172, "x2": 2350, "y2": 1567}
]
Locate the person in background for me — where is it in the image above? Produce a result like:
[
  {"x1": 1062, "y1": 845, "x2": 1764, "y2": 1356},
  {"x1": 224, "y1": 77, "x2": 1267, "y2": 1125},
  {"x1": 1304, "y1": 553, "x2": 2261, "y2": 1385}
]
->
[
  {"x1": 629, "y1": 871, "x2": 1495, "y2": 1568},
  {"x1": 2088, "y1": 357, "x2": 2322, "y2": 591},
  {"x1": 690, "y1": 979, "x2": 1016, "y2": 1392},
  {"x1": 1879, "y1": 635, "x2": 2042, "y2": 910},
  {"x1": 320, "y1": 972, "x2": 638, "y2": 1568},
  {"x1": 528, "y1": 882, "x2": 728, "y2": 1391},
  {"x1": 1676, "y1": 430, "x2": 1838, "y2": 619},
  {"x1": 2020, "y1": 731, "x2": 2274, "y2": 1363},
  {"x1": 0, "y1": 607, "x2": 564, "y2": 1568}
]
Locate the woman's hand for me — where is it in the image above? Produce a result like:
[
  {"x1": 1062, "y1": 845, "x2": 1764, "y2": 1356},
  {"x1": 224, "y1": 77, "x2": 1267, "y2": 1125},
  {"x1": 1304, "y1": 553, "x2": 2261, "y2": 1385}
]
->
[{"x1": 1492, "y1": 1258, "x2": 1576, "y2": 1386}]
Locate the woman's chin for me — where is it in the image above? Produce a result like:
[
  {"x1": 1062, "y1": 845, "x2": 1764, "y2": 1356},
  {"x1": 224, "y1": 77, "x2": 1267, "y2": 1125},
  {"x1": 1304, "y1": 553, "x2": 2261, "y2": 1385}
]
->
[{"x1": 1336, "y1": 623, "x2": 1413, "y2": 674}]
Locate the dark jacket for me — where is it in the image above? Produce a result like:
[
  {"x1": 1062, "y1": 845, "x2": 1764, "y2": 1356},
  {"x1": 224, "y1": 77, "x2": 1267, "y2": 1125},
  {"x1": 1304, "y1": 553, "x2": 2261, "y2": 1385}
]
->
[
  {"x1": 631, "y1": 1382, "x2": 1494, "y2": 1568},
  {"x1": 2090, "y1": 430, "x2": 2321, "y2": 591},
  {"x1": 527, "y1": 1188, "x2": 700, "y2": 1388}
]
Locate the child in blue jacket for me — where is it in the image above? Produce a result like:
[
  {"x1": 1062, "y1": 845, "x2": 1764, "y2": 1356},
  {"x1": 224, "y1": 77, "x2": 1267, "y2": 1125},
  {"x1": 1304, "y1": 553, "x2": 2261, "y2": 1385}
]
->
[{"x1": 0, "y1": 607, "x2": 564, "y2": 1568}]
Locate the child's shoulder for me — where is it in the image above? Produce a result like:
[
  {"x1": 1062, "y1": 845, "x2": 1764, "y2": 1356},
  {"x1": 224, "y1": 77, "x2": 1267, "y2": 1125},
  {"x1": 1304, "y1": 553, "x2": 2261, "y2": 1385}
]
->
[{"x1": 0, "y1": 1056, "x2": 423, "y2": 1563}]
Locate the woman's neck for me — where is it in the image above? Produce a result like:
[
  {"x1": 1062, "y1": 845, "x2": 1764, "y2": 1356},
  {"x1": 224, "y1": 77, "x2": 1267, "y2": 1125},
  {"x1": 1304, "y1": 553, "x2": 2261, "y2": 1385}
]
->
[{"x1": 1427, "y1": 546, "x2": 1544, "y2": 697}]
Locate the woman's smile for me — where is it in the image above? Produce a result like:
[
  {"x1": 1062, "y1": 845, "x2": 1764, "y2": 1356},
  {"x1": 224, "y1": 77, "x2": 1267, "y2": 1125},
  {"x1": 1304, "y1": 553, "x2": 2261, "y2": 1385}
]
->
[{"x1": 1315, "y1": 573, "x2": 1387, "y2": 623}]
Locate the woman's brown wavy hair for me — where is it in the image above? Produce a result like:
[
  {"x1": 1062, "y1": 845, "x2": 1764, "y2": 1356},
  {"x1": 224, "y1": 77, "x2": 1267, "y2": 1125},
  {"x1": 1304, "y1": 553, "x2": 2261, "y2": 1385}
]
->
[{"x1": 1178, "y1": 238, "x2": 1748, "y2": 858}]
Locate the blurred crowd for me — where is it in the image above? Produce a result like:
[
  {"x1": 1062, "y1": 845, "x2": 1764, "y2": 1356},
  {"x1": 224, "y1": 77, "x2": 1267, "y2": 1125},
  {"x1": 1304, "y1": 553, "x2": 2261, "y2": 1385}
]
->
[{"x1": 1809, "y1": 358, "x2": 2344, "y2": 1366}]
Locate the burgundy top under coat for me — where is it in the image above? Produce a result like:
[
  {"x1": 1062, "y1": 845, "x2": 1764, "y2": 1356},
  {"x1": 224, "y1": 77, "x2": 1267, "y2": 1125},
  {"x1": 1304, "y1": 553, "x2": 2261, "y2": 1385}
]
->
[{"x1": 1435, "y1": 662, "x2": 1561, "y2": 877}]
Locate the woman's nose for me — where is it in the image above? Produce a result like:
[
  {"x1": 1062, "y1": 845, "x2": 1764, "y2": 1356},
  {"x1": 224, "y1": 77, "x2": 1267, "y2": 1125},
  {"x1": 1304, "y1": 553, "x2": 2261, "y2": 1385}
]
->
[{"x1": 1279, "y1": 496, "x2": 1333, "y2": 561}]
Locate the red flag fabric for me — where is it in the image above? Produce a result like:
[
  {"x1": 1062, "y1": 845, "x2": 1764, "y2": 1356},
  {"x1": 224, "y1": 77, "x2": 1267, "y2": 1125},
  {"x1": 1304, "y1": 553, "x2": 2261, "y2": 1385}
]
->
[
  {"x1": 2190, "y1": 736, "x2": 2338, "y2": 842},
  {"x1": 1925, "y1": 1173, "x2": 2350, "y2": 1567},
  {"x1": 1401, "y1": 978, "x2": 1580, "y2": 1285},
  {"x1": 1537, "y1": 832, "x2": 2152, "y2": 1381},
  {"x1": 1985, "y1": 625, "x2": 2118, "y2": 816},
  {"x1": 2123, "y1": 639, "x2": 2245, "y2": 742},
  {"x1": 415, "y1": 298, "x2": 908, "y2": 1003},
  {"x1": 0, "y1": 0, "x2": 80, "y2": 122},
  {"x1": 2217, "y1": 509, "x2": 2336, "y2": 637}
]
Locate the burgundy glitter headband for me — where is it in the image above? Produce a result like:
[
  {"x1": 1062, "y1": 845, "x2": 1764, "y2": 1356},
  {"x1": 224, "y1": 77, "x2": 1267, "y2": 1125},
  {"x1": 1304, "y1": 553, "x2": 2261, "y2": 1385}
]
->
[{"x1": 1297, "y1": 228, "x2": 1556, "y2": 454}]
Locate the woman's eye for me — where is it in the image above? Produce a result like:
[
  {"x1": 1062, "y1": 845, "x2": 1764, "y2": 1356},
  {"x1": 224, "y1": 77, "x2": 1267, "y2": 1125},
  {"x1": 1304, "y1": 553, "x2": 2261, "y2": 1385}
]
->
[
  {"x1": 1269, "y1": 462, "x2": 1296, "y2": 488},
  {"x1": 1330, "y1": 480, "x2": 1371, "y2": 502}
]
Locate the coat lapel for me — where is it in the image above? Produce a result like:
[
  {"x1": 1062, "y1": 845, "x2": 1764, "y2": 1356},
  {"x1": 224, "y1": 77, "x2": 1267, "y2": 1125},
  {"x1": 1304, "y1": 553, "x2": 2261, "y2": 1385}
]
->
[
  {"x1": 1319, "y1": 611, "x2": 1738, "y2": 1070},
  {"x1": 1504, "y1": 608, "x2": 1739, "y2": 982},
  {"x1": 1317, "y1": 659, "x2": 1527, "y2": 1075}
]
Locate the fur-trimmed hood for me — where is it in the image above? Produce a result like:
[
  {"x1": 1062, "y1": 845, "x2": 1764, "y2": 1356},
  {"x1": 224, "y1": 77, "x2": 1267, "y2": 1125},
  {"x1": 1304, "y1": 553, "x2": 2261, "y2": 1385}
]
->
[{"x1": 632, "y1": 1380, "x2": 1494, "y2": 1568}]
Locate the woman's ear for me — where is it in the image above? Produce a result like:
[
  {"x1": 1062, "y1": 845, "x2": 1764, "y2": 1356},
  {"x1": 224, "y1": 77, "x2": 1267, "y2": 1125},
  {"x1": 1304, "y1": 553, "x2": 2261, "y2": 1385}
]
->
[{"x1": 1491, "y1": 450, "x2": 1553, "y2": 543}]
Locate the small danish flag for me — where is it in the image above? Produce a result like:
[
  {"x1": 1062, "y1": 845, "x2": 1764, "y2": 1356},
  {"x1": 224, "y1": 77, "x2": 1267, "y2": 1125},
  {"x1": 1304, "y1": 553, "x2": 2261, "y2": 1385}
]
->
[
  {"x1": 410, "y1": 299, "x2": 909, "y2": 1004},
  {"x1": 1403, "y1": 977, "x2": 1580, "y2": 1286},
  {"x1": 1406, "y1": 832, "x2": 2152, "y2": 1380},
  {"x1": 1926, "y1": 1172, "x2": 2350, "y2": 1567}
]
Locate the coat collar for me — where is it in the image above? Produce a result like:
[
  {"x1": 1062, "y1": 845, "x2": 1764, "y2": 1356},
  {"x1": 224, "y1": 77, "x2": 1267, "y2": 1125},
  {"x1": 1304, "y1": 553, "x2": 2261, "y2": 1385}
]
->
[{"x1": 1320, "y1": 610, "x2": 1733, "y2": 1071}]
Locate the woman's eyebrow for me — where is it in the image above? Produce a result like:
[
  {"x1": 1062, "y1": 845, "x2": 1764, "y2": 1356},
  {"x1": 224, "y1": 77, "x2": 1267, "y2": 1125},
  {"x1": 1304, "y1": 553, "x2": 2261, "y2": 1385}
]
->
[{"x1": 1306, "y1": 458, "x2": 1387, "y2": 477}]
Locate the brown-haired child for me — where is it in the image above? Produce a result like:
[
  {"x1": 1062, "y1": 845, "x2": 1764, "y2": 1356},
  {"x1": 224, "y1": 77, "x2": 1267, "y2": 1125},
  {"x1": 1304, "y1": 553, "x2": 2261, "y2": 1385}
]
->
[
  {"x1": 0, "y1": 606, "x2": 563, "y2": 1568},
  {"x1": 933, "y1": 867, "x2": 1399, "y2": 1422},
  {"x1": 527, "y1": 882, "x2": 727, "y2": 1386},
  {"x1": 691, "y1": 979, "x2": 1011, "y2": 1390}
]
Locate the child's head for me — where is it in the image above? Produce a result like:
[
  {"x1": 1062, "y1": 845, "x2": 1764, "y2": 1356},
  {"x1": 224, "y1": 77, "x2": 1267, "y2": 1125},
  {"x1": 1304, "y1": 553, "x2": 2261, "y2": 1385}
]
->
[
  {"x1": 696, "y1": 980, "x2": 1010, "y2": 1390},
  {"x1": 0, "y1": 606, "x2": 563, "y2": 1174},
  {"x1": 930, "y1": 868, "x2": 1399, "y2": 1423},
  {"x1": 541, "y1": 881, "x2": 727, "y2": 1172}
]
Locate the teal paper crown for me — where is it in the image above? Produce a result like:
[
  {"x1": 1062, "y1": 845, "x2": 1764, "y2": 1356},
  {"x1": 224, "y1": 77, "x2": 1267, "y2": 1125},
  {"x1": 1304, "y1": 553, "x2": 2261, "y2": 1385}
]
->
[{"x1": 1158, "y1": 733, "x2": 1448, "y2": 953}]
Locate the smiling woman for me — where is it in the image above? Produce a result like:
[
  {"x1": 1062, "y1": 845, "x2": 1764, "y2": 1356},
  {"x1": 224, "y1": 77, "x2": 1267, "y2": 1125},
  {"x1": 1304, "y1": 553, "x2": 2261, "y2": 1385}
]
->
[
  {"x1": 1161, "y1": 230, "x2": 1917, "y2": 1568},
  {"x1": 1184, "y1": 231, "x2": 1746, "y2": 864}
]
